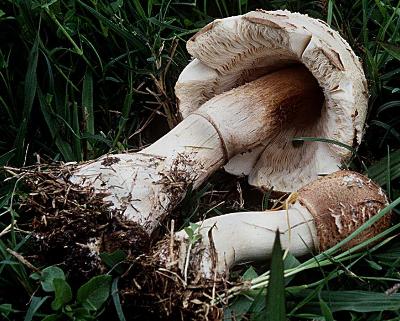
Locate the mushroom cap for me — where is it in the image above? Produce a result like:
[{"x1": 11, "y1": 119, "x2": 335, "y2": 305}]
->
[
  {"x1": 175, "y1": 10, "x2": 368, "y2": 192},
  {"x1": 298, "y1": 171, "x2": 391, "y2": 251}
]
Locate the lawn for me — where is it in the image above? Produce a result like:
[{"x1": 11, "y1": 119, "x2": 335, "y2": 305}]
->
[{"x1": 0, "y1": 0, "x2": 400, "y2": 320}]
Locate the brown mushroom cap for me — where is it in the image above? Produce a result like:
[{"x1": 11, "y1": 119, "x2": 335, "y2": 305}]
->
[
  {"x1": 298, "y1": 171, "x2": 391, "y2": 251},
  {"x1": 176, "y1": 10, "x2": 368, "y2": 192}
]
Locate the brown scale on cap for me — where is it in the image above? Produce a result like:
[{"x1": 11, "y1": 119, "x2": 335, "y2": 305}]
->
[{"x1": 298, "y1": 170, "x2": 391, "y2": 251}]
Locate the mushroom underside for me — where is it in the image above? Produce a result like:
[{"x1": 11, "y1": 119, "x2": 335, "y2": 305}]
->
[
  {"x1": 179, "y1": 59, "x2": 337, "y2": 191},
  {"x1": 176, "y1": 10, "x2": 367, "y2": 192}
]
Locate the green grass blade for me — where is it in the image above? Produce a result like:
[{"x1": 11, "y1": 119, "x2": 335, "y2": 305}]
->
[
  {"x1": 76, "y1": 0, "x2": 145, "y2": 47},
  {"x1": 36, "y1": 89, "x2": 75, "y2": 161},
  {"x1": 376, "y1": 100, "x2": 400, "y2": 115},
  {"x1": 13, "y1": 33, "x2": 39, "y2": 165},
  {"x1": 386, "y1": 145, "x2": 391, "y2": 198},
  {"x1": 147, "y1": 17, "x2": 189, "y2": 32},
  {"x1": 319, "y1": 293, "x2": 335, "y2": 321},
  {"x1": 265, "y1": 230, "x2": 286, "y2": 321},
  {"x1": 0, "y1": 150, "x2": 15, "y2": 167},
  {"x1": 72, "y1": 102, "x2": 82, "y2": 161},
  {"x1": 248, "y1": 289, "x2": 266, "y2": 317},
  {"x1": 147, "y1": 0, "x2": 154, "y2": 16},
  {"x1": 224, "y1": 296, "x2": 252, "y2": 321},
  {"x1": 292, "y1": 290, "x2": 400, "y2": 312},
  {"x1": 82, "y1": 68, "x2": 94, "y2": 157},
  {"x1": 370, "y1": 120, "x2": 400, "y2": 143},
  {"x1": 361, "y1": 0, "x2": 370, "y2": 46},
  {"x1": 327, "y1": 0, "x2": 334, "y2": 26},
  {"x1": 292, "y1": 137, "x2": 355, "y2": 153},
  {"x1": 82, "y1": 70, "x2": 94, "y2": 136},
  {"x1": 80, "y1": 35, "x2": 104, "y2": 71},
  {"x1": 367, "y1": 148, "x2": 400, "y2": 185},
  {"x1": 23, "y1": 296, "x2": 48, "y2": 321},
  {"x1": 112, "y1": 91, "x2": 133, "y2": 148},
  {"x1": 381, "y1": 43, "x2": 400, "y2": 61},
  {"x1": 132, "y1": 0, "x2": 147, "y2": 19},
  {"x1": 22, "y1": 36, "x2": 39, "y2": 120},
  {"x1": 111, "y1": 278, "x2": 127, "y2": 321},
  {"x1": 0, "y1": 96, "x2": 15, "y2": 127}
]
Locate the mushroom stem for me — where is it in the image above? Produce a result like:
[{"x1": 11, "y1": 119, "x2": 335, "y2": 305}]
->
[
  {"x1": 71, "y1": 66, "x2": 320, "y2": 234},
  {"x1": 140, "y1": 114, "x2": 225, "y2": 189},
  {"x1": 175, "y1": 203, "x2": 317, "y2": 277}
]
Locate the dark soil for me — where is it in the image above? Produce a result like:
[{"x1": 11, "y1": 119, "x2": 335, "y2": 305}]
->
[
  {"x1": 12, "y1": 164, "x2": 237, "y2": 320},
  {"x1": 17, "y1": 165, "x2": 150, "y2": 284}
]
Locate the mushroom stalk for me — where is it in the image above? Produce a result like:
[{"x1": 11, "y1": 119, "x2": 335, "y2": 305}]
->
[
  {"x1": 71, "y1": 66, "x2": 319, "y2": 234},
  {"x1": 175, "y1": 203, "x2": 317, "y2": 277}
]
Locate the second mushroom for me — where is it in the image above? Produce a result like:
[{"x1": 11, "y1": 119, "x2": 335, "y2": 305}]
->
[
  {"x1": 157, "y1": 171, "x2": 391, "y2": 279},
  {"x1": 106, "y1": 171, "x2": 391, "y2": 320}
]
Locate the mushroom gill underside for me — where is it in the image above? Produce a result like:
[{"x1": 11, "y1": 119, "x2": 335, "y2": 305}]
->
[
  {"x1": 179, "y1": 60, "x2": 336, "y2": 191},
  {"x1": 176, "y1": 9, "x2": 368, "y2": 192}
]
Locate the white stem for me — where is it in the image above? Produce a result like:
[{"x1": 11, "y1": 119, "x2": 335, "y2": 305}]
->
[
  {"x1": 140, "y1": 114, "x2": 225, "y2": 189},
  {"x1": 69, "y1": 115, "x2": 224, "y2": 233},
  {"x1": 175, "y1": 202, "x2": 318, "y2": 278}
]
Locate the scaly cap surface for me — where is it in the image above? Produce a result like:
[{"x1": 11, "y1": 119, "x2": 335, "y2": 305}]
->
[{"x1": 298, "y1": 171, "x2": 390, "y2": 251}]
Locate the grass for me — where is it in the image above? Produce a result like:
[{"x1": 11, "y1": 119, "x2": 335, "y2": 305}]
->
[{"x1": 0, "y1": 0, "x2": 400, "y2": 320}]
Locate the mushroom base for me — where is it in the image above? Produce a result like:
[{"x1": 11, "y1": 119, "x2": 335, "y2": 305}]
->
[
  {"x1": 16, "y1": 165, "x2": 150, "y2": 284},
  {"x1": 117, "y1": 237, "x2": 227, "y2": 321},
  {"x1": 12, "y1": 165, "x2": 228, "y2": 320}
]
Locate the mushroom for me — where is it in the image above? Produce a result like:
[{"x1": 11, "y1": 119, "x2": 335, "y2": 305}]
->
[
  {"x1": 70, "y1": 65, "x2": 322, "y2": 234},
  {"x1": 176, "y1": 9, "x2": 368, "y2": 192},
  {"x1": 161, "y1": 171, "x2": 390, "y2": 278},
  {"x1": 70, "y1": 10, "x2": 367, "y2": 236},
  {"x1": 108, "y1": 171, "x2": 391, "y2": 320}
]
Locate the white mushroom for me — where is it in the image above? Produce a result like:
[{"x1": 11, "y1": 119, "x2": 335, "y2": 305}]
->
[
  {"x1": 176, "y1": 9, "x2": 368, "y2": 192},
  {"x1": 164, "y1": 171, "x2": 390, "y2": 278},
  {"x1": 71, "y1": 10, "x2": 368, "y2": 236},
  {"x1": 70, "y1": 66, "x2": 320, "y2": 234}
]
